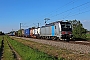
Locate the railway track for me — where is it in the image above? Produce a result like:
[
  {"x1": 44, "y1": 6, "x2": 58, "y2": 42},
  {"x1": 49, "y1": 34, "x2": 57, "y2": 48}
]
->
[
  {"x1": 69, "y1": 40, "x2": 90, "y2": 46},
  {"x1": 48, "y1": 38, "x2": 90, "y2": 46},
  {"x1": 11, "y1": 36, "x2": 90, "y2": 54},
  {"x1": 13, "y1": 36, "x2": 90, "y2": 46},
  {"x1": 33, "y1": 38, "x2": 90, "y2": 46},
  {"x1": 53, "y1": 39, "x2": 90, "y2": 46}
]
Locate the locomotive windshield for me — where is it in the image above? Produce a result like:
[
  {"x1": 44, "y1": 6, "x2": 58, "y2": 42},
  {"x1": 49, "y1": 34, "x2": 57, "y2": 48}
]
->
[{"x1": 61, "y1": 22, "x2": 72, "y2": 31}]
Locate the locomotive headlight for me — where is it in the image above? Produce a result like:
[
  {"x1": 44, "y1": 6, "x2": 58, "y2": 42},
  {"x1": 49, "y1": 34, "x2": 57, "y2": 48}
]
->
[
  {"x1": 69, "y1": 34, "x2": 73, "y2": 36},
  {"x1": 69, "y1": 34, "x2": 72, "y2": 35},
  {"x1": 70, "y1": 38, "x2": 72, "y2": 39},
  {"x1": 69, "y1": 34, "x2": 73, "y2": 38}
]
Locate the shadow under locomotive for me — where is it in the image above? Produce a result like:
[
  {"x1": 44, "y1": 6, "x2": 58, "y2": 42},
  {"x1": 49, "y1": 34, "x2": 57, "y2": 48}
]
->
[{"x1": 69, "y1": 38, "x2": 87, "y2": 41}]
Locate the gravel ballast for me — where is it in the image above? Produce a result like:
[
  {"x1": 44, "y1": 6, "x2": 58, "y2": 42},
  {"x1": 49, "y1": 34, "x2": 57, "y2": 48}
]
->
[{"x1": 15, "y1": 37, "x2": 90, "y2": 54}]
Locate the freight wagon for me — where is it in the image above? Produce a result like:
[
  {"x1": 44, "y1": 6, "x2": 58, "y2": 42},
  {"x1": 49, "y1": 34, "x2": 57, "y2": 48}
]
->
[
  {"x1": 22, "y1": 29, "x2": 24, "y2": 37},
  {"x1": 8, "y1": 31, "x2": 15, "y2": 36},
  {"x1": 18, "y1": 29, "x2": 24, "y2": 37},
  {"x1": 11, "y1": 32, "x2": 15, "y2": 36},
  {"x1": 14, "y1": 21, "x2": 73, "y2": 41},
  {"x1": 30, "y1": 27, "x2": 40, "y2": 38},
  {"x1": 15, "y1": 31, "x2": 18, "y2": 36},
  {"x1": 33, "y1": 28, "x2": 38, "y2": 38},
  {"x1": 30, "y1": 28, "x2": 34, "y2": 38},
  {"x1": 24, "y1": 28, "x2": 30, "y2": 37},
  {"x1": 33, "y1": 27, "x2": 40, "y2": 38},
  {"x1": 40, "y1": 21, "x2": 73, "y2": 40}
]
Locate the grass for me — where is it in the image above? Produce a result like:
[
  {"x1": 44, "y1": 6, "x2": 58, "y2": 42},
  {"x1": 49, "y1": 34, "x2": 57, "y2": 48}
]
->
[
  {"x1": 10, "y1": 36, "x2": 90, "y2": 60},
  {"x1": 86, "y1": 34, "x2": 90, "y2": 38},
  {"x1": 7, "y1": 36, "x2": 61, "y2": 60},
  {"x1": 0, "y1": 36, "x2": 15, "y2": 60},
  {"x1": 0, "y1": 36, "x2": 3, "y2": 47},
  {"x1": 86, "y1": 34, "x2": 90, "y2": 40},
  {"x1": 0, "y1": 36, "x2": 3, "y2": 56}
]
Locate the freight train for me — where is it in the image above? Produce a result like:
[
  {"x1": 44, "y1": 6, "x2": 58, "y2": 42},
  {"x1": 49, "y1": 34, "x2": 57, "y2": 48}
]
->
[{"x1": 10, "y1": 21, "x2": 73, "y2": 41}]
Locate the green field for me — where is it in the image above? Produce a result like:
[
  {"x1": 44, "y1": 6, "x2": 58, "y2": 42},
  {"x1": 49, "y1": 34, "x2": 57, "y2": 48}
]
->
[
  {"x1": 0, "y1": 36, "x2": 15, "y2": 60},
  {"x1": 10, "y1": 36, "x2": 90, "y2": 60},
  {"x1": 86, "y1": 34, "x2": 90, "y2": 40},
  {"x1": 0, "y1": 36, "x2": 2, "y2": 47},
  {"x1": 87, "y1": 34, "x2": 90, "y2": 38},
  {"x1": 0, "y1": 35, "x2": 65, "y2": 60},
  {"x1": 7, "y1": 36, "x2": 62, "y2": 60},
  {"x1": 1, "y1": 35, "x2": 90, "y2": 60}
]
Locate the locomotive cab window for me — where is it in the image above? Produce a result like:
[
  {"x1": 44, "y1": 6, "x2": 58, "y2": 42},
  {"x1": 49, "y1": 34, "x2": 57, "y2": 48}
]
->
[
  {"x1": 61, "y1": 22, "x2": 72, "y2": 31},
  {"x1": 55, "y1": 26, "x2": 56, "y2": 29}
]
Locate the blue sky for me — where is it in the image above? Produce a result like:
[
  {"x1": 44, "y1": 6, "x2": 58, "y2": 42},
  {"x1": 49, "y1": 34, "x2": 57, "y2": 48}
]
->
[{"x1": 0, "y1": 0, "x2": 90, "y2": 33}]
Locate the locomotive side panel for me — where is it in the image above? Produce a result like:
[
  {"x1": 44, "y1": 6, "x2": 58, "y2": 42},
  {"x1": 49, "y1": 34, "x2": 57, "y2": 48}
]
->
[
  {"x1": 45, "y1": 26, "x2": 51, "y2": 36},
  {"x1": 51, "y1": 26, "x2": 55, "y2": 36},
  {"x1": 40, "y1": 26, "x2": 54, "y2": 36},
  {"x1": 54, "y1": 23, "x2": 61, "y2": 39},
  {"x1": 40, "y1": 27, "x2": 45, "y2": 36}
]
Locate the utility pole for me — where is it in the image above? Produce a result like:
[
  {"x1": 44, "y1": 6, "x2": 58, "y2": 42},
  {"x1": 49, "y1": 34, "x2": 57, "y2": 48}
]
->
[
  {"x1": 38, "y1": 23, "x2": 39, "y2": 28},
  {"x1": 20, "y1": 23, "x2": 22, "y2": 37},
  {"x1": 20, "y1": 23, "x2": 22, "y2": 30},
  {"x1": 44, "y1": 18, "x2": 50, "y2": 25}
]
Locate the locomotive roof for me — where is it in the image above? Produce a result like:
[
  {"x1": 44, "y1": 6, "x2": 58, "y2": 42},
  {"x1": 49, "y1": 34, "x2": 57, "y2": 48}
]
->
[
  {"x1": 41, "y1": 21, "x2": 71, "y2": 28},
  {"x1": 47, "y1": 21, "x2": 71, "y2": 25},
  {"x1": 50, "y1": 21, "x2": 71, "y2": 24},
  {"x1": 60, "y1": 22, "x2": 71, "y2": 24}
]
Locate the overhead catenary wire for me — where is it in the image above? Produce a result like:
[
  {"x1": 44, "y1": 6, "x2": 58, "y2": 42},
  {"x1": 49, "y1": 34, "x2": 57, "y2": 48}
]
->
[
  {"x1": 49, "y1": 1, "x2": 90, "y2": 18},
  {"x1": 29, "y1": 0, "x2": 90, "y2": 27},
  {"x1": 43, "y1": 0, "x2": 77, "y2": 17},
  {"x1": 62, "y1": 5, "x2": 90, "y2": 19},
  {"x1": 36, "y1": 0, "x2": 78, "y2": 21},
  {"x1": 68, "y1": 9, "x2": 90, "y2": 18}
]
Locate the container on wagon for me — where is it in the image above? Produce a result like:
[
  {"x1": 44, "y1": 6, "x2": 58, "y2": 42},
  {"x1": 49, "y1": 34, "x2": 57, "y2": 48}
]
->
[
  {"x1": 22, "y1": 29, "x2": 24, "y2": 37},
  {"x1": 9, "y1": 31, "x2": 15, "y2": 36},
  {"x1": 30, "y1": 27, "x2": 39, "y2": 38},
  {"x1": 11, "y1": 31, "x2": 15, "y2": 36},
  {"x1": 15, "y1": 31, "x2": 18, "y2": 36},
  {"x1": 24, "y1": 28, "x2": 30, "y2": 37},
  {"x1": 37, "y1": 27, "x2": 40, "y2": 35},
  {"x1": 33, "y1": 28, "x2": 40, "y2": 38},
  {"x1": 33, "y1": 28, "x2": 38, "y2": 35},
  {"x1": 30, "y1": 28, "x2": 33, "y2": 37},
  {"x1": 18, "y1": 29, "x2": 23, "y2": 37}
]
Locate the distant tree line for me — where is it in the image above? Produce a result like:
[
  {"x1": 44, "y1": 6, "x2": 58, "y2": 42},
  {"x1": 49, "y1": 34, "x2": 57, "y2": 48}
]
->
[
  {"x1": 0, "y1": 31, "x2": 5, "y2": 35},
  {"x1": 66, "y1": 20, "x2": 87, "y2": 39},
  {"x1": 86, "y1": 30, "x2": 90, "y2": 34}
]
